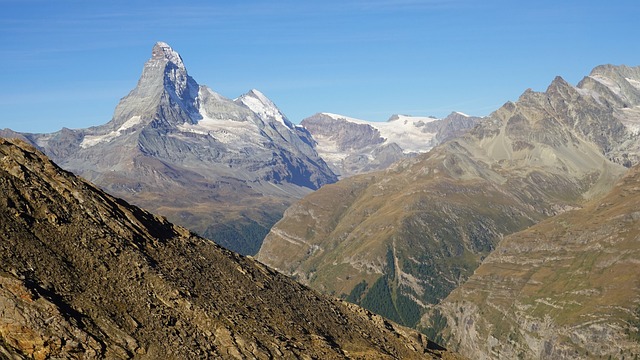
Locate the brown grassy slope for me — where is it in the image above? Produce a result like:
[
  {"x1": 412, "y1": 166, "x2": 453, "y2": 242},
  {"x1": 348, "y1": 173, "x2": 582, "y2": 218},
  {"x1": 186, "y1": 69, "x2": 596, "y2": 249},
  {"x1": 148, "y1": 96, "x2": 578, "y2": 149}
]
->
[
  {"x1": 256, "y1": 74, "x2": 631, "y2": 328},
  {"x1": 439, "y1": 164, "x2": 640, "y2": 359}
]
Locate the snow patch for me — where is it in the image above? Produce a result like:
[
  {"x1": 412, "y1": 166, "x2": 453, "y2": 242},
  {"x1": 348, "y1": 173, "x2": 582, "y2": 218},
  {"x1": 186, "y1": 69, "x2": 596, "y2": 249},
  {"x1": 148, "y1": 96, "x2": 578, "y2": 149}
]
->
[
  {"x1": 80, "y1": 116, "x2": 143, "y2": 148},
  {"x1": 389, "y1": 114, "x2": 439, "y2": 123},
  {"x1": 152, "y1": 41, "x2": 184, "y2": 68},
  {"x1": 119, "y1": 116, "x2": 142, "y2": 131},
  {"x1": 591, "y1": 75, "x2": 623, "y2": 96},
  {"x1": 177, "y1": 107, "x2": 262, "y2": 148},
  {"x1": 576, "y1": 87, "x2": 604, "y2": 105},
  {"x1": 626, "y1": 77, "x2": 640, "y2": 90},
  {"x1": 321, "y1": 112, "x2": 438, "y2": 154},
  {"x1": 237, "y1": 89, "x2": 293, "y2": 128}
]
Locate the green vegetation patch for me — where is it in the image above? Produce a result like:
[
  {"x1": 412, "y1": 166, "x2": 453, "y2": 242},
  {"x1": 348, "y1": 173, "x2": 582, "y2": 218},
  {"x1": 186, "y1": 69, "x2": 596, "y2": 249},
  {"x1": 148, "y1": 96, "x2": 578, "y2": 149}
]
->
[
  {"x1": 421, "y1": 308, "x2": 448, "y2": 346},
  {"x1": 203, "y1": 213, "x2": 280, "y2": 255},
  {"x1": 346, "y1": 280, "x2": 368, "y2": 303},
  {"x1": 626, "y1": 307, "x2": 640, "y2": 344},
  {"x1": 360, "y1": 275, "x2": 403, "y2": 324}
]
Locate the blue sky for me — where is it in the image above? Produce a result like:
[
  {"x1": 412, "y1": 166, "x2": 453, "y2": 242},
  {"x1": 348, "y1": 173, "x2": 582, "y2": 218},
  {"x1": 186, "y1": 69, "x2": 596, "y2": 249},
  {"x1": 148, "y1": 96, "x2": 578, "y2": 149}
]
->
[{"x1": 2, "y1": 0, "x2": 639, "y2": 133}]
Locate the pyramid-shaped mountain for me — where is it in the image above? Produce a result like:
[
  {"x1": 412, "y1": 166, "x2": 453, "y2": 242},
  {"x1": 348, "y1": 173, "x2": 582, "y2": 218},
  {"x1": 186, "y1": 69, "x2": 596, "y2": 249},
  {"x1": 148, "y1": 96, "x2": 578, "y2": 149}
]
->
[{"x1": 2, "y1": 42, "x2": 337, "y2": 255}]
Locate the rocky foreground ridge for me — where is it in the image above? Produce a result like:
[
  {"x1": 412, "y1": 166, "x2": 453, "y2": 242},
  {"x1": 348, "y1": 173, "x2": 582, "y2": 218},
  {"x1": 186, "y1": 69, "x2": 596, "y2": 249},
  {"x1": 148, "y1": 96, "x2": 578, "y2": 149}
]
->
[
  {"x1": 256, "y1": 64, "x2": 640, "y2": 339},
  {"x1": 1, "y1": 42, "x2": 337, "y2": 256},
  {"x1": 0, "y1": 137, "x2": 464, "y2": 359}
]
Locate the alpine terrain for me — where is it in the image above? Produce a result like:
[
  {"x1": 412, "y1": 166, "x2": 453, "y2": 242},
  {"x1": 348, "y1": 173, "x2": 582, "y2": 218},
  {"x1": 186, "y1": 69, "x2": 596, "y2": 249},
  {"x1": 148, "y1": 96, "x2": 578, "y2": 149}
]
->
[
  {"x1": 0, "y1": 137, "x2": 464, "y2": 359},
  {"x1": 0, "y1": 42, "x2": 337, "y2": 255},
  {"x1": 301, "y1": 112, "x2": 482, "y2": 178},
  {"x1": 438, "y1": 161, "x2": 640, "y2": 359},
  {"x1": 256, "y1": 63, "x2": 640, "y2": 344}
]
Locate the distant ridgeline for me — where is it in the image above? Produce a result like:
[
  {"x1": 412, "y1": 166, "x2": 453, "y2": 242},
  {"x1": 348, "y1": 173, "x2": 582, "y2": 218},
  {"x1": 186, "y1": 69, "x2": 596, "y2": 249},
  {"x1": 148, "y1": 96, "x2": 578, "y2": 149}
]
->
[{"x1": 257, "y1": 64, "x2": 640, "y2": 359}]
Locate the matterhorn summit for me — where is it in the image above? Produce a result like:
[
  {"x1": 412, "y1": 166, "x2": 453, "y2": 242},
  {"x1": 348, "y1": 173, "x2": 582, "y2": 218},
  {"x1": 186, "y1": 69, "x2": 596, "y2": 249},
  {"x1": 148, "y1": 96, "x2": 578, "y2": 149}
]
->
[
  {"x1": 151, "y1": 41, "x2": 185, "y2": 66},
  {"x1": 7, "y1": 42, "x2": 336, "y2": 255},
  {"x1": 109, "y1": 41, "x2": 201, "y2": 131}
]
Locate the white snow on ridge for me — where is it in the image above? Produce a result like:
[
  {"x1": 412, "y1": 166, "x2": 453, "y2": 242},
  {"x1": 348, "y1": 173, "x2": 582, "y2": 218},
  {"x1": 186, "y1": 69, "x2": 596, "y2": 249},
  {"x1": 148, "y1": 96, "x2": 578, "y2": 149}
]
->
[
  {"x1": 591, "y1": 75, "x2": 623, "y2": 96},
  {"x1": 321, "y1": 112, "x2": 438, "y2": 154},
  {"x1": 389, "y1": 114, "x2": 439, "y2": 123},
  {"x1": 119, "y1": 116, "x2": 142, "y2": 131},
  {"x1": 81, "y1": 132, "x2": 120, "y2": 149},
  {"x1": 626, "y1": 77, "x2": 640, "y2": 90},
  {"x1": 153, "y1": 41, "x2": 184, "y2": 69},
  {"x1": 177, "y1": 107, "x2": 262, "y2": 147},
  {"x1": 576, "y1": 87, "x2": 604, "y2": 105},
  {"x1": 80, "y1": 116, "x2": 143, "y2": 148},
  {"x1": 237, "y1": 89, "x2": 292, "y2": 128}
]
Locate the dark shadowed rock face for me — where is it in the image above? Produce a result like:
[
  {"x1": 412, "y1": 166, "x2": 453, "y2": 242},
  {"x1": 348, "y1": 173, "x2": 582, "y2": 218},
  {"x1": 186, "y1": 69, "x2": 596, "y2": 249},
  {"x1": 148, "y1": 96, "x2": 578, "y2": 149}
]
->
[
  {"x1": 5, "y1": 42, "x2": 337, "y2": 256},
  {"x1": 0, "y1": 137, "x2": 463, "y2": 360}
]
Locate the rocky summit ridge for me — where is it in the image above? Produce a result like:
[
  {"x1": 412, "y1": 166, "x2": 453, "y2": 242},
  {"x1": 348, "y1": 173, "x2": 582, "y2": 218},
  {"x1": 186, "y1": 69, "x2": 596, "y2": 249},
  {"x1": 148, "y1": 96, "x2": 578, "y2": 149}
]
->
[
  {"x1": 0, "y1": 137, "x2": 462, "y2": 359},
  {"x1": 1, "y1": 42, "x2": 337, "y2": 256},
  {"x1": 256, "y1": 64, "x2": 640, "y2": 342}
]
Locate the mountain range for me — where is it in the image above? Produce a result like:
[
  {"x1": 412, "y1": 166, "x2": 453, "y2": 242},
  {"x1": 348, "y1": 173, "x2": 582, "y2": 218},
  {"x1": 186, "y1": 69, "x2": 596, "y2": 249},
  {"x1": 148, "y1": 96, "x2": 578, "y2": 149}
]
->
[
  {"x1": 1, "y1": 42, "x2": 483, "y2": 256},
  {"x1": 0, "y1": 137, "x2": 463, "y2": 359},
  {"x1": 301, "y1": 112, "x2": 482, "y2": 178},
  {"x1": 256, "y1": 63, "x2": 640, "y2": 352},
  {"x1": 4, "y1": 41, "x2": 640, "y2": 358},
  {"x1": 1, "y1": 42, "x2": 338, "y2": 255}
]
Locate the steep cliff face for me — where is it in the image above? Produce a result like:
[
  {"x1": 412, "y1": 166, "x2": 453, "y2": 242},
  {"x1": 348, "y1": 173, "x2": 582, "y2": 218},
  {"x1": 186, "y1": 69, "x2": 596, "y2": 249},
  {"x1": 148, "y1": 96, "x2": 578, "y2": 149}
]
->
[
  {"x1": 0, "y1": 137, "x2": 462, "y2": 359},
  {"x1": 438, "y1": 164, "x2": 640, "y2": 359},
  {"x1": 257, "y1": 65, "x2": 640, "y2": 330},
  {"x1": 5, "y1": 42, "x2": 337, "y2": 255}
]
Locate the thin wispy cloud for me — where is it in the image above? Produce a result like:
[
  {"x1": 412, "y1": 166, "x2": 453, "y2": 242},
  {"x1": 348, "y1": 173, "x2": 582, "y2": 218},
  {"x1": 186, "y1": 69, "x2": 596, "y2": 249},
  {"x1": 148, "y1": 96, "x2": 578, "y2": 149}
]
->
[{"x1": 2, "y1": 0, "x2": 639, "y2": 132}]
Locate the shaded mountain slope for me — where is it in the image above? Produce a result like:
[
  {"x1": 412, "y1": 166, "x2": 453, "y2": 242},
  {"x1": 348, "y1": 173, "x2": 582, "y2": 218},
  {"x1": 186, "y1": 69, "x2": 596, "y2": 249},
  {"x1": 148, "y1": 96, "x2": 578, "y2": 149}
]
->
[
  {"x1": 257, "y1": 65, "x2": 640, "y2": 329},
  {"x1": 1, "y1": 42, "x2": 336, "y2": 256},
  {"x1": 438, "y1": 163, "x2": 640, "y2": 359},
  {"x1": 0, "y1": 137, "x2": 461, "y2": 359}
]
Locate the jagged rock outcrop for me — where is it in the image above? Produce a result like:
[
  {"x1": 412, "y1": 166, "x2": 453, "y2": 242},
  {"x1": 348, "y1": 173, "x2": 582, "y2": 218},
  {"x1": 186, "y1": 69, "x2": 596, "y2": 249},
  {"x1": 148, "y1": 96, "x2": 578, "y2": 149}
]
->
[
  {"x1": 301, "y1": 112, "x2": 482, "y2": 177},
  {"x1": 3, "y1": 42, "x2": 337, "y2": 256},
  {"x1": 437, "y1": 163, "x2": 640, "y2": 359},
  {"x1": 256, "y1": 65, "x2": 640, "y2": 333},
  {"x1": 0, "y1": 137, "x2": 462, "y2": 359}
]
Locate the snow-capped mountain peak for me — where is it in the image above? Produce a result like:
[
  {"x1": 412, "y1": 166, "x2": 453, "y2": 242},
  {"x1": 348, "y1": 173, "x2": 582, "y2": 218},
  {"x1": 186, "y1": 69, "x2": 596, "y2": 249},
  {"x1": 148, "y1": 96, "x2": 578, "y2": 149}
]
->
[
  {"x1": 151, "y1": 41, "x2": 185, "y2": 69},
  {"x1": 236, "y1": 89, "x2": 294, "y2": 129},
  {"x1": 301, "y1": 112, "x2": 482, "y2": 177},
  {"x1": 107, "y1": 41, "x2": 201, "y2": 129},
  {"x1": 319, "y1": 112, "x2": 440, "y2": 153},
  {"x1": 14, "y1": 41, "x2": 338, "y2": 256}
]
